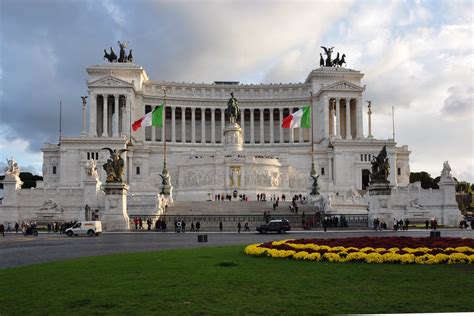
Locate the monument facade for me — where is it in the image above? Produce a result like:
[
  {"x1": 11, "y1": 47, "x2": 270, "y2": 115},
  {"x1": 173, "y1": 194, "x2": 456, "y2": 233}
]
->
[{"x1": 0, "y1": 44, "x2": 462, "y2": 228}]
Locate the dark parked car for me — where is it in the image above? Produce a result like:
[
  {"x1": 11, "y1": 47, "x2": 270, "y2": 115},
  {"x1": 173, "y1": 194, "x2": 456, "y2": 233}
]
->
[{"x1": 256, "y1": 219, "x2": 291, "y2": 234}]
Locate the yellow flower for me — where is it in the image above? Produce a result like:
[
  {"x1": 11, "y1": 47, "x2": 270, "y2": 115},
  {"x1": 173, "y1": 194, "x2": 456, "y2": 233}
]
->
[
  {"x1": 388, "y1": 247, "x2": 400, "y2": 253},
  {"x1": 323, "y1": 253, "x2": 342, "y2": 262},
  {"x1": 374, "y1": 248, "x2": 387, "y2": 253},
  {"x1": 365, "y1": 253, "x2": 384, "y2": 264},
  {"x1": 434, "y1": 253, "x2": 449, "y2": 264},
  {"x1": 382, "y1": 252, "x2": 402, "y2": 263},
  {"x1": 448, "y1": 253, "x2": 469, "y2": 264},
  {"x1": 306, "y1": 252, "x2": 322, "y2": 261},
  {"x1": 360, "y1": 247, "x2": 375, "y2": 253},
  {"x1": 293, "y1": 251, "x2": 310, "y2": 260},
  {"x1": 400, "y1": 254, "x2": 415, "y2": 264},
  {"x1": 244, "y1": 244, "x2": 267, "y2": 256},
  {"x1": 415, "y1": 254, "x2": 436, "y2": 264},
  {"x1": 345, "y1": 252, "x2": 367, "y2": 262},
  {"x1": 454, "y1": 246, "x2": 474, "y2": 253},
  {"x1": 468, "y1": 254, "x2": 474, "y2": 264}
]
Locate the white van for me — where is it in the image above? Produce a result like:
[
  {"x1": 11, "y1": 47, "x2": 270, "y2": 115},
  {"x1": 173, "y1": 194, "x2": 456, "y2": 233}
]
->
[{"x1": 65, "y1": 221, "x2": 102, "y2": 237}]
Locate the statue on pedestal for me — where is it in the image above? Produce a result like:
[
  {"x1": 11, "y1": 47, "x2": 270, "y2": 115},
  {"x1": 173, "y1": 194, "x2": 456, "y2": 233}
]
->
[
  {"x1": 226, "y1": 93, "x2": 240, "y2": 123},
  {"x1": 310, "y1": 174, "x2": 320, "y2": 195},
  {"x1": 370, "y1": 145, "x2": 390, "y2": 184},
  {"x1": 441, "y1": 161, "x2": 453, "y2": 179},
  {"x1": 5, "y1": 157, "x2": 20, "y2": 177},
  {"x1": 101, "y1": 148, "x2": 128, "y2": 183}
]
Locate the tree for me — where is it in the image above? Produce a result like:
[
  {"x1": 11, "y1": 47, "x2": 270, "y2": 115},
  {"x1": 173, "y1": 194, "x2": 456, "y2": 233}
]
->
[{"x1": 409, "y1": 172, "x2": 439, "y2": 189}]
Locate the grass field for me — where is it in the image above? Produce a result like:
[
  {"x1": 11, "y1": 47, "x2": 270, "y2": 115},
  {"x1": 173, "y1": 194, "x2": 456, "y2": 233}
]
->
[{"x1": 0, "y1": 245, "x2": 473, "y2": 315}]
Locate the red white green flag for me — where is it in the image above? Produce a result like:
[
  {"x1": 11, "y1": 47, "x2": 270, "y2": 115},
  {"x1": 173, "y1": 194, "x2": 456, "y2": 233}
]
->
[
  {"x1": 281, "y1": 106, "x2": 311, "y2": 128},
  {"x1": 132, "y1": 104, "x2": 164, "y2": 131}
]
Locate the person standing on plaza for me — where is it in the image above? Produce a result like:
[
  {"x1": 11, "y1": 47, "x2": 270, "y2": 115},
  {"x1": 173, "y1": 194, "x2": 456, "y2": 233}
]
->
[
  {"x1": 14, "y1": 222, "x2": 19, "y2": 233},
  {"x1": 0, "y1": 223, "x2": 4, "y2": 237},
  {"x1": 244, "y1": 220, "x2": 250, "y2": 232},
  {"x1": 182, "y1": 220, "x2": 186, "y2": 233},
  {"x1": 6, "y1": 223, "x2": 11, "y2": 234},
  {"x1": 196, "y1": 221, "x2": 200, "y2": 232},
  {"x1": 219, "y1": 221, "x2": 223, "y2": 232},
  {"x1": 190, "y1": 221, "x2": 195, "y2": 232},
  {"x1": 237, "y1": 221, "x2": 241, "y2": 233}
]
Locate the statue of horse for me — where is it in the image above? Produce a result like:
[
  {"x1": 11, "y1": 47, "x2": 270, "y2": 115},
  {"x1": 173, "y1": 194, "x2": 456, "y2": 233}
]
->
[
  {"x1": 225, "y1": 92, "x2": 240, "y2": 123},
  {"x1": 332, "y1": 52, "x2": 340, "y2": 67},
  {"x1": 337, "y1": 54, "x2": 346, "y2": 67},
  {"x1": 103, "y1": 47, "x2": 117, "y2": 62}
]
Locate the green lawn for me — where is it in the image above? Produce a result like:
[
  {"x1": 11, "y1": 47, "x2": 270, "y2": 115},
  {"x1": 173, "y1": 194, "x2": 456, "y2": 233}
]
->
[{"x1": 0, "y1": 245, "x2": 473, "y2": 315}]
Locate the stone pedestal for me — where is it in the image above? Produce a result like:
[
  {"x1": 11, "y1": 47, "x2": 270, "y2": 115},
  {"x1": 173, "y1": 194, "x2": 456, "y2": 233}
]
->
[
  {"x1": 223, "y1": 122, "x2": 243, "y2": 152},
  {"x1": 367, "y1": 182, "x2": 392, "y2": 228},
  {"x1": 161, "y1": 184, "x2": 173, "y2": 201},
  {"x1": 102, "y1": 183, "x2": 130, "y2": 231}
]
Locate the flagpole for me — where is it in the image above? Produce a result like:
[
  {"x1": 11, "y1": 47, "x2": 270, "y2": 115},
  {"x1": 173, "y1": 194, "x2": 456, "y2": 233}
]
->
[
  {"x1": 162, "y1": 88, "x2": 168, "y2": 178},
  {"x1": 59, "y1": 100, "x2": 62, "y2": 144},
  {"x1": 310, "y1": 92, "x2": 316, "y2": 176}
]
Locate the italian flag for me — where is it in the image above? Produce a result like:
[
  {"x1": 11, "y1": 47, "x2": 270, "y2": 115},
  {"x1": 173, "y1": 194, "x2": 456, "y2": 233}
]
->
[
  {"x1": 281, "y1": 106, "x2": 311, "y2": 128},
  {"x1": 132, "y1": 104, "x2": 164, "y2": 131}
]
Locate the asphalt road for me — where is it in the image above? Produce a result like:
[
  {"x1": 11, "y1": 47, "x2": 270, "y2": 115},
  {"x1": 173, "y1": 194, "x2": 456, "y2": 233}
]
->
[{"x1": 1, "y1": 229, "x2": 473, "y2": 269}]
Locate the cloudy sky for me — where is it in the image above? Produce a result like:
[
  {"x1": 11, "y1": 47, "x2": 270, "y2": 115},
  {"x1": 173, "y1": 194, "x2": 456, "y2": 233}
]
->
[{"x1": 0, "y1": 0, "x2": 473, "y2": 182}]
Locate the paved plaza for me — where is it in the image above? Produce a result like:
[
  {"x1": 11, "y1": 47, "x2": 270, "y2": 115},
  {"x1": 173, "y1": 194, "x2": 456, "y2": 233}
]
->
[{"x1": 1, "y1": 229, "x2": 473, "y2": 269}]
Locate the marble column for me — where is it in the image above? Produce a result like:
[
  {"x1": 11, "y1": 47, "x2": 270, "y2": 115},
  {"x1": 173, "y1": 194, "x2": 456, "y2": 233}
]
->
[
  {"x1": 356, "y1": 97, "x2": 363, "y2": 139},
  {"x1": 121, "y1": 105, "x2": 126, "y2": 137},
  {"x1": 81, "y1": 97, "x2": 87, "y2": 136},
  {"x1": 102, "y1": 95, "x2": 108, "y2": 137},
  {"x1": 201, "y1": 108, "x2": 206, "y2": 144},
  {"x1": 181, "y1": 107, "x2": 186, "y2": 143},
  {"x1": 250, "y1": 109, "x2": 255, "y2": 144},
  {"x1": 345, "y1": 98, "x2": 351, "y2": 139},
  {"x1": 89, "y1": 93, "x2": 97, "y2": 137},
  {"x1": 299, "y1": 110, "x2": 304, "y2": 144},
  {"x1": 191, "y1": 108, "x2": 196, "y2": 143},
  {"x1": 221, "y1": 110, "x2": 225, "y2": 140},
  {"x1": 113, "y1": 95, "x2": 119, "y2": 137},
  {"x1": 335, "y1": 98, "x2": 341, "y2": 139},
  {"x1": 151, "y1": 106, "x2": 156, "y2": 142},
  {"x1": 279, "y1": 109, "x2": 283, "y2": 143},
  {"x1": 367, "y1": 101, "x2": 373, "y2": 138},
  {"x1": 211, "y1": 108, "x2": 216, "y2": 143},
  {"x1": 260, "y1": 109, "x2": 264, "y2": 143},
  {"x1": 171, "y1": 106, "x2": 176, "y2": 142},
  {"x1": 323, "y1": 97, "x2": 329, "y2": 139},
  {"x1": 290, "y1": 108, "x2": 295, "y2": 143},
  {"x1": 240, "y1": 109, "x2": 244, "y2": 137},
  {"x1": 269, "y1": 108, "x2": 274, "y2": 143}
]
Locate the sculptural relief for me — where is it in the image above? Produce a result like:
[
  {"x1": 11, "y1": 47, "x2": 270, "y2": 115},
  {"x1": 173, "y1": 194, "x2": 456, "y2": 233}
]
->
[
  {"x1": 39, "y1": 199, "x2": 63, "y2": 212},
  {"x1": 85, "y1": 159, "x2": 99, "y2": 179}
]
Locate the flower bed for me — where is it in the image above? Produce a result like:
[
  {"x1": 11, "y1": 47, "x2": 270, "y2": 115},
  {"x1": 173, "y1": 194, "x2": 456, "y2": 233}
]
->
[{"x1": 244, "y1": 237, "x2": 474, "y2": 264}]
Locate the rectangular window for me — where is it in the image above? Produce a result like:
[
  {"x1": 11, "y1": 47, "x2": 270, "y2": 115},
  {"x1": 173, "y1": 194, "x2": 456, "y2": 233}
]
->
[
  {"x1": 87, "y1": 152, "x2": 90, "y2": 160},
  {"x1": 360, "y1": 154, "x2": 363, "y2": 161},
  {"x1": 95, "y1": 152, "x2": 99, "y2": 160},
  {"x1": 321, "y1": 168, "x2": 325, "y2": 176},
  {"x1": 397, "y1": 167, "x2": 401, "y2": 176},
  {"x1": 136, "y1": 166, "x2": 140, "y2": 175},
  {"x1": 52, "y1": 166, "x2": 57, "y2": 175}
]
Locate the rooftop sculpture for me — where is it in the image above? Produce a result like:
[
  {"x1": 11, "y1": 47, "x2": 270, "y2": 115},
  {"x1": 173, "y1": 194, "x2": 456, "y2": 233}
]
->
[
  {"x1": 320, "y1": 46, "x2": 347, "y2": 67},
  {"x1": 104, "y1": 41, "x2": 133, "y2": 63},
  {"x1": 101, "y1": 148, "x2": 128, "y2": 183}
]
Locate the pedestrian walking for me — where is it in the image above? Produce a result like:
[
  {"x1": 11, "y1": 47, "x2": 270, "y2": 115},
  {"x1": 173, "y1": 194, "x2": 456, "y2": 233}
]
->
[
  {"x1": 237, "y1": 222, "x2": 241, "y2": 233},
  {"x1": 14, "y1": 222, "x2": 19, "y2": 233},
  {"x1": 196, "y1": 221, "x2": 200, "y2": 232},
  {"x1": 0, "y1": 224, "x2": 4, "y2": 237},
  {"x1": 219, "y1": 221, "x2": 223, "y2": 232},
  {"x1": 191, "y1": 221, "x2": 195, "y2": 232},
  {"x1": 244, "y1": 221, "x2": 250, "y2": 232},
  {"x1": 6, "y1": 223, "x2": 11, "y2": 234}
]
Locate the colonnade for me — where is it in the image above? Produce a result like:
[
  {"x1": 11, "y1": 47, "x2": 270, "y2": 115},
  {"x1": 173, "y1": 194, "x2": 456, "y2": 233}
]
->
[
  {"x1": 144, "y1": 106, "x2": 310, "y2": 144},
  {"x1": 326, "y1": 97, "x2": 363, "y2": 139},
  {"x1": 88, "y1": 94, "x2": 129, "y2": 137}
]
